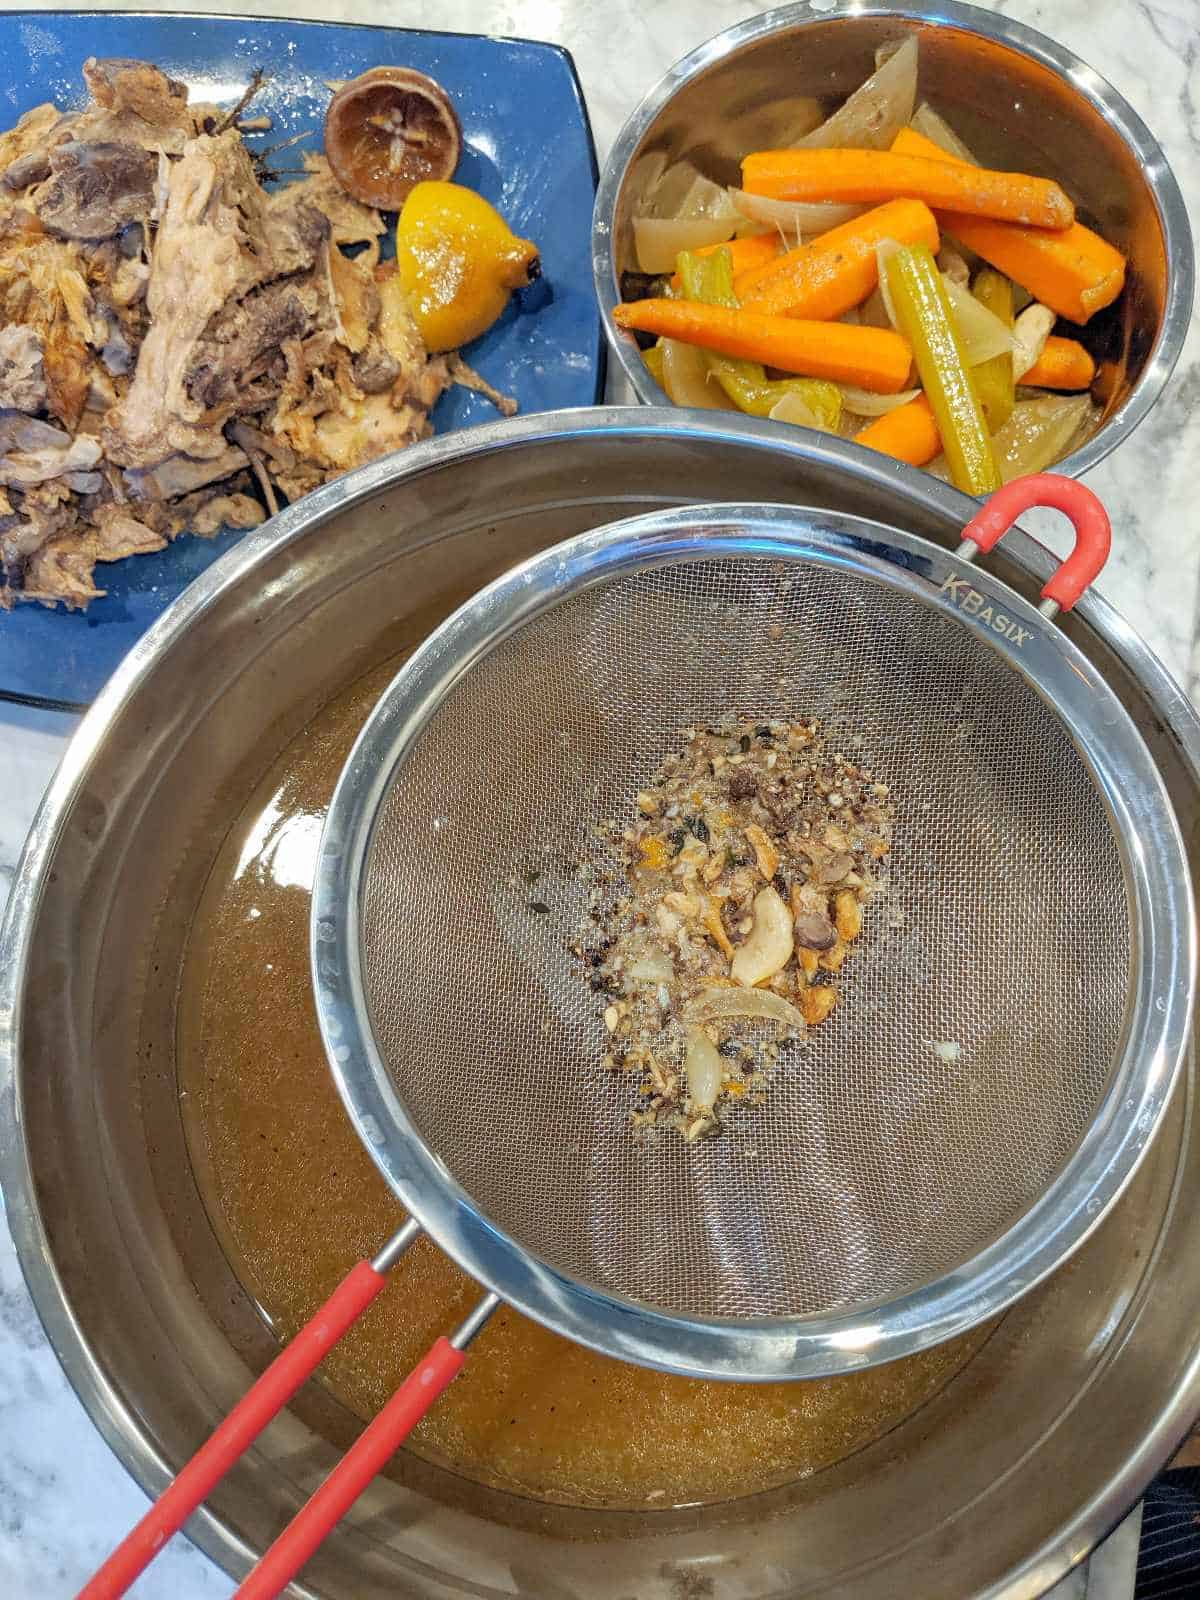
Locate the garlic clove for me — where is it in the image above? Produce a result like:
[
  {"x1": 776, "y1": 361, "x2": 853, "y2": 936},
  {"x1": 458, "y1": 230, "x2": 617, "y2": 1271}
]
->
[
  {"x1": 684, "y1": 1026, "x2": 724, "y2": 1113},
  {"x1": 730, "y1": 885, "x2": 793, "y2": 987}
]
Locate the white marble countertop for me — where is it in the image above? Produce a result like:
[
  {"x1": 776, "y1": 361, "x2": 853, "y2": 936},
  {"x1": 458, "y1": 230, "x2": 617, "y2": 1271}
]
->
[{"x1": 0, "y1": 0, "x2": 1195, "y2": 1594}]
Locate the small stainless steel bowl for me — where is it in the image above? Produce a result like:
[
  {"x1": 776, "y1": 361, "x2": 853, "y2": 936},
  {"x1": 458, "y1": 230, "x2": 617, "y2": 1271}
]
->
[{"x1": 593, "y1": 0, "x2": 1194, "y2": 480}]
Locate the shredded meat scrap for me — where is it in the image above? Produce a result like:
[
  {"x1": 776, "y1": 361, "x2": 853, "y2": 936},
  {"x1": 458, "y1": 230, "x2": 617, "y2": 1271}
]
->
[{"x1": 0, "y1": 59, "x2": 512, "y2": 610}]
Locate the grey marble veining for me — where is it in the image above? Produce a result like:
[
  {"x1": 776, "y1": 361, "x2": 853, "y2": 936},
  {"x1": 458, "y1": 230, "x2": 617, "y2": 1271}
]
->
[{"x1": 0, "y1": 0, "x2": 1192, "y2": 1594}]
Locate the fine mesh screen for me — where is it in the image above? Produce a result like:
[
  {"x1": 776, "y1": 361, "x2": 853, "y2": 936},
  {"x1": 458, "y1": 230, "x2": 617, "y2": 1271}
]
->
[{"x1": 360, "y1": 556, "x2": 1133, "y2": 1321}]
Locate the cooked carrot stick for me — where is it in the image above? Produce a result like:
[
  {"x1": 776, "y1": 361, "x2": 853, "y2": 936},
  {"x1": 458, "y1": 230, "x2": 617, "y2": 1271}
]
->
[
  {"x1": 891, "y1": 126, "x2": 1125, "y2": 324},
  {"x1": 741, "y1": 147, "x2": 1074, "y2": 231},
  {"x1": 890, "y1": 126, "x2": 966, "y2": 163},
  {"x1": 1021, "y1": 335, "x2": 1096, "y2": 390},
  {"x1": 853, "y1": 394, "x2": 941, "y2": 466},
  {"x1": 668, "y1": 232, "x2": 779, "y2": 290},
  {"x1": 937, "y1": 212, "x2": 1124, "y2": 326},
  {"x1": 889, "y1": 126, "x2": 961, "y2": 163},
  {"x1": 735, "y1": 198, "x2": 939, "y2": 319},
  {"x1": 612, "y1": 298, "x2": 913, "y2": 392}
]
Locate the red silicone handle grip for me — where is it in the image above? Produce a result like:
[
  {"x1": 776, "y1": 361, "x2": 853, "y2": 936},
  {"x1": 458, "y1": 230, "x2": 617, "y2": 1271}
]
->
[
  {"x1": 234, "y1": 1336, "x2": 468, "y2": 1600},
  {"x1": 76, "y1": 1259, "x2": 388, "y2": 1600},
  {"x1": 959, "y1": 472, "x2": 1111, "y2": 612}
]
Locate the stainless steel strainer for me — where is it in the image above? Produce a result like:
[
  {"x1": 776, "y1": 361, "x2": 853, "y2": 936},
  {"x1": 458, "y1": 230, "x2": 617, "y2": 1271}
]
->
[
  {"x1": 313, "y1": 478, "x2": 1191, "y2": 1375},
  {"x1": 83, "y1": 477, "x2": 1194, "y2": 1600},
  {"x1": 357, "y1": 523, "x2": 1126, "y2": 1328}
]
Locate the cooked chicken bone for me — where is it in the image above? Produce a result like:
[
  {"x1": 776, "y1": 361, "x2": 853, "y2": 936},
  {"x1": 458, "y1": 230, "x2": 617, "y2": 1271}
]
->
[{"x1": 0, "y1": 60, "x2": 515, "y2": 612}]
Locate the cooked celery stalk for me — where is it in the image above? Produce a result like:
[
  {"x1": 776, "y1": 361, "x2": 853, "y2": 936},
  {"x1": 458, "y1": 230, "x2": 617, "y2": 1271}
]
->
[
  {"x1": 971, "y1": 268, "x2": 1015, "y2": 431},
  {"x1": 884, "y1": 244, "x2": 1000, "y2": 494},
  {"x1": 710, "y1": 365, "x2": 842, "y2": 424},
  {"x1": 676, "y1": 248, "x2": 842, "y2": 427},
  {"x1": 677, "y1": 245, "x2": 738, "y2": 307},
  {"x1": 768, "y1": 390, "x2": 834, "y2": 432},
  {"x1": 642, "y1": 342, "x2": 666, "y2": 386}
]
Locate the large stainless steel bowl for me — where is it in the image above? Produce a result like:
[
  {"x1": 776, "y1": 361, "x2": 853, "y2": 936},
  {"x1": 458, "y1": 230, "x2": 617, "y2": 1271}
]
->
[
  {"x1": 3, "y1": 409, "x2": 1200, "y2": 1600},
  {"x1": 593, "y1": 0, "x2": 1194, "y2": 480}
]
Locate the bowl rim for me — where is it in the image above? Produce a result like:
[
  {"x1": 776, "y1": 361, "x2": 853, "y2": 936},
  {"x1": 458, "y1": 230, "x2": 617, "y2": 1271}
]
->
[{"x1": 590, "y1": 0, "x2": 1196, "y2": 485}]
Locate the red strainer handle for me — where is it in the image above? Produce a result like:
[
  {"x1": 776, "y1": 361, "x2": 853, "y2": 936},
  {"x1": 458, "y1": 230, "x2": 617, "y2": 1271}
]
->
[
  {"x1": 234, "y1": 1292, "x2": 498, "y2": 1600},
  {"x1": 75, "y1": 1220, "x2": 422, "y2": 1600},
  {"x1": 233, "y1": 1339, "x2": 468, "y2": 1600},
  {"x1": 75, "y1": 1260, "x2": 389, "y2": 1600},
  {"x1": 957, "y1": 473, "x2": 1111, "y2": 614}
]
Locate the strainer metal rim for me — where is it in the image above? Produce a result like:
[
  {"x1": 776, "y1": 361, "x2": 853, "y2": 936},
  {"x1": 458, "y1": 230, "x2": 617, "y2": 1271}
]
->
[{"x1": 312, "y1": 502, "x2": 1194, "y2": 1380}]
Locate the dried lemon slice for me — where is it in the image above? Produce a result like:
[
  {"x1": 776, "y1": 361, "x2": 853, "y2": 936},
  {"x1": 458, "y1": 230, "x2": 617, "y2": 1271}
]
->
[{"x1": 324, "y1": 67, "x2": 461, "y2": 210}]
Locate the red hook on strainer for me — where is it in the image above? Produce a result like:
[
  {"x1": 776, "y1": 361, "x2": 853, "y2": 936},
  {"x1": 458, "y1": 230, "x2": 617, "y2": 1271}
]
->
[
  {"x1": 76, "y1": 472, "x2": 1117, "y2": 1600},
  {"x1": 955, "y1": 471, "x2": 1112, "y2": 616}
]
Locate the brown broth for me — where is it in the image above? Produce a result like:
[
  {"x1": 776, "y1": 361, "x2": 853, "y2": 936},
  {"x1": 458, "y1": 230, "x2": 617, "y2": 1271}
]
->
[{"x1": 179, "y1": 659, "x2": 989, "y2": 1511}]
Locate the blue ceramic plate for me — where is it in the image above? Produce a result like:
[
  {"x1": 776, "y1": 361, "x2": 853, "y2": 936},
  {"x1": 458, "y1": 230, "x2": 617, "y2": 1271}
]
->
[{"x1": 0, "y1": 10, "x2": 602, "y2": 708}]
